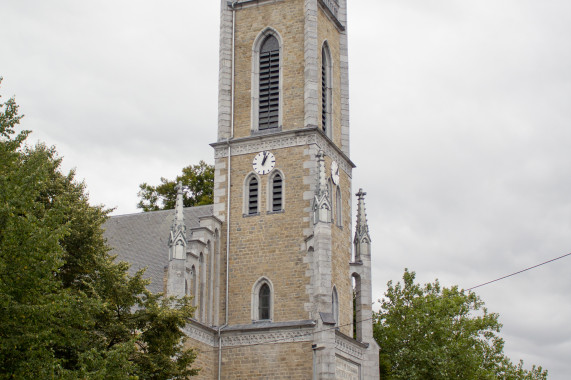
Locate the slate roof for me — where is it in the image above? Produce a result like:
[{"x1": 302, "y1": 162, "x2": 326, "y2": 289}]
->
[{"x1": 103, "y1": 205, "x2": 214, "y2": 294}]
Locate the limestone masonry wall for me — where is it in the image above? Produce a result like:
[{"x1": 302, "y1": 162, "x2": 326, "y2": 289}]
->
[
  {"x1": 327, "y1": 155, "x2": 353, "y2": 337},
  {"x1": 221, "y1": 341, "x2": 313, "y2": 379},
  {"x1": 226, "y1": 144, "x2": 312, "y2": 324},
  {"x1": 186, "y1": 337, "x2": 217, "y2": 380},
  {"x1": 233, "y1": 0, "x2": 305, "y2": 137},
  {"x1": 318, "y1": 6, "x2": 343, "y2": 148}
]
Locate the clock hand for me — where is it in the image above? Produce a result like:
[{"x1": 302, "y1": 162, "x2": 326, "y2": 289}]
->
[{"x1": 261, "y1": 151, "x2": 268, "y2": 166}]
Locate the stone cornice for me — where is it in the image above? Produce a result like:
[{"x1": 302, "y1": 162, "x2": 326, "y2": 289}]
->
[
  {"x1": 230, "y1": 0, "x2": 284, "y2": 11},
  {"x1": 198, "y1": 215, "x2": 223, "y2": 225},
  {"x1": 186, "y1": 251, "x2": 198, "y2": 260},
  {"x1": 335, "y1": 330, "x2": 368, "y2": 360},
  {"x1": 187, "y1": 239, "x2": 206, "y2": 248},
  {"x1": 183, "y1": 321, "x2": 217, "y2": 346},
  {"x1": 222, "y1": 319, "x2": 315, "y2": 332},
  {"x1": 190, "y1": 226, "x2": 214, "y2": 237},
  {"x1": 184, "y1": 320, "x2": 316, "y2": 348},
  {"x1": 185, "y1": 322, "x2": 372, "y2": 359},
  {"x1": 221, "y1": 326, "x2": 314, "y2": 347},
  {"x1": 211, "y1": 127, "x2": 355, "y2": 176},
  {"x1": 317, "y1": 0, "x2": 345, "y2": 31}
]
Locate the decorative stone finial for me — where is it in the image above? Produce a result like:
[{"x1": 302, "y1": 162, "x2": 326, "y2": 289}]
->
[
  {"x1": 354, "y1": 188, "x2": 371, "y2": 243},
  {"x1": 169, "y1": 181, "x2": 187, "y2": 260},
  {"x1": 316, "y1": 150, "x2": 328, "y2": 196},
  {"x1": 173, "y1": 182, "x2": 185, "y2": 231}
]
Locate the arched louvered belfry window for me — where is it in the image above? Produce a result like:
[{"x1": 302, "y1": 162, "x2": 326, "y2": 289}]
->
[
  {"x1": 321, "y1": 42, "x2": 332, "y2": 138},
  {"x1": 248, "y1": 176, "x2": 259, "y2": 215},
  {"x1": 271, "y1": 172, "x2": 283, "y2": 212},
  {"x1": 258, "y1": 283, "x2": 271, "y2": 320},
  {"x1": 259, "y1": 35, "x2": 280, "y2": 130}
]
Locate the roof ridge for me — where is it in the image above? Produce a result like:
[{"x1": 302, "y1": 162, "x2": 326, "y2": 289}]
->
[{"x1": 108, "y1": 204, "x2": 213, "y2": 219}]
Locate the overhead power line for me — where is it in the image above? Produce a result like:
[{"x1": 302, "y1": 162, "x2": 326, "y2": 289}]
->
[
  {"x1": 193, "y1": 252, "x2": 571, "y2": 353},
  {"x1": 466, "y1": 252, "x2": 571, "y2": 291}
]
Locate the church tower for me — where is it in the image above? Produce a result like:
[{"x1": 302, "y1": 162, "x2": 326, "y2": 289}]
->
[
  {"x1": 183, "y1": 0, "x2": 380, "y2": 378},
  {"x1": 103, "y1": 0, "x2": 379, "y2": 377}
]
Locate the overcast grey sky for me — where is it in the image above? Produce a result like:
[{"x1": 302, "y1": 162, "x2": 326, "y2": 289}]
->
[{"x1": 2, "y1": 1, "x2": 570, "y2": 378}]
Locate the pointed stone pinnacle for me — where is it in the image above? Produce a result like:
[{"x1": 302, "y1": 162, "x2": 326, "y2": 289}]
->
[
  {"x1": 316, "y1": 150, "x2": 327, "y2": 196},
  {"x1": 173, "y1": 181, "x2": 186, "y2": 233},
  {"x1": 355, "y1": 188, "x2": 370, "y2": 240}
]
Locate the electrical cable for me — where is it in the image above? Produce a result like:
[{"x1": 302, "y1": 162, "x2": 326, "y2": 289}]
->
[
  {"x1": 192, "y1": 252, "x2": 571, "y2": 353},
  {"x1": 466, "y1": 252, "x2": 571, "y2": 291}
]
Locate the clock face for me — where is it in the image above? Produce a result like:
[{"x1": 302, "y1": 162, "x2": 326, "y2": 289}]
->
[
  {"x1": 331, "y1": 161, "x2": 340, "y2": 185},
  {"x1": 252, "y1": 151, "x2": 276, "y2": 175}
]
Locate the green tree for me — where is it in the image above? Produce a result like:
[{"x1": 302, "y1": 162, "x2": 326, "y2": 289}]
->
[
  {"x1": 373, "y1": 269, "x2": 547, "y2": 380},
  {"x1": 137, "y1": 161, "x2": 214, "y2": 211},
  {"x1": 0, "y1": 79, "x2": 198, "y2": 379}
]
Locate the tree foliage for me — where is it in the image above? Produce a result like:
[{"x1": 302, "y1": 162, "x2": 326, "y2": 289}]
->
[
  {"x1": 0, "y1": 80, "x2": 198, "y2": 379},
  {"x1": 137, "y1": 161, "x2": 214, "y2": 211},
  {"x1": 373, "y1": 269, "x2": 547, "y2": 380}
]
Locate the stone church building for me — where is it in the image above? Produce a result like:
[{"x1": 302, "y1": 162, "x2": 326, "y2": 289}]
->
[{"x1": 104, "y1": 0, "x2": 380, "y2": 378}]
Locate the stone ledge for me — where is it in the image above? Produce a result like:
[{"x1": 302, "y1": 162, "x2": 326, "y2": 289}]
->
[
  {"x1": 222, "y1": 319, "x2": 316, "y2": 333},
  {"x1": 335, "y1": 330, "x2": 369, "y2": 360},
  {"x1": 317, "y1": 0, "x2": 345, "y2": 31},
  {"x1": 229, "y1": 0, "x2": 284, "y2": 11},
  {"x1": 210, "y1": 127, "x2": 355, "y2": 175}
]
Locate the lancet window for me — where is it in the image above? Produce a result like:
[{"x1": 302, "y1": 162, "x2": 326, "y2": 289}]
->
[
  {"x1": 259, "y1": 35, "x2": 280, "y2": 130},
  {"x1": 321, "y1": 43, "x2": 332, "y2": 138},
  {"x1": 270, "y1": 172, "x2": 283, "y2": 212}
]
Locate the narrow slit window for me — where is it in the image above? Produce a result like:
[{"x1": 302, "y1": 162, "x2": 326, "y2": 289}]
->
[
  {"x1": 332, "y1": 287, "x2": 339, "y2": 326},
  {"x1": 328, "y1": 179, "x2": 334, "y2": 223},
  {"x1": 248, "y1": 177, "x2": 259, "y2": 215},
  {"x1": 259, "y1": 283, "x2": 271, "y2": 320},
  {"x1": 336, "y1": 186, "x2": 342, "y2": 226},
  {"x1": 271, "y1": 173, "x2": 283, "y2": 211},
  {"x1": 321, "y1": 44, "x2": 332, "y2": 138},
  {"x1": 259, "y1": 35, "x2": 280, "y2": 130},
  {"x1": 322, "y1": 49, "x2": 327, "y2": 133}
]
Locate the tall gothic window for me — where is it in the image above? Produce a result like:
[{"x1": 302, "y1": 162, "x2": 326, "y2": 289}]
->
[
  {"x1": 190, "y1": 265, "x2": 197, "y2": 307},
  {"x1": 352, "y1": 274, "x2": 362, "y2": 341},
  {"x1": 258, "y1": 283, "x2": 271, "y2": 320},
  {"x1": 321, "y1": 43, "x2": 332, "y2": 138},
  {"x1": 199, "y1": 253, "x2": 205, "y2": 322},
  {"x1": 259, "y1": 35, "x2": 280, "y2": 130},
  {"x1": 327, "y1": 179, "x2": 334, "y2": 223},
  {"x1": 332, "y1": 286, "x2": 339, "y2": 326},
  {"x1": 270, "y1": 172, "x2": 283, "y2": 212},
  {"x1": 248, "y1": 176, "x2": 259, "y2": 215},
  {"x1": 252, "y1": 277, "x2": 273, "y2": 321},
  {"x1": 336, "y1": 185, "x2": 342, "y2": 227}
]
